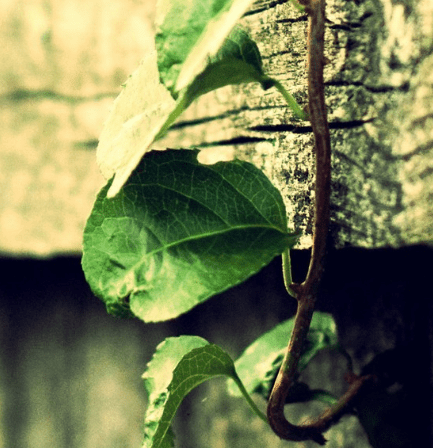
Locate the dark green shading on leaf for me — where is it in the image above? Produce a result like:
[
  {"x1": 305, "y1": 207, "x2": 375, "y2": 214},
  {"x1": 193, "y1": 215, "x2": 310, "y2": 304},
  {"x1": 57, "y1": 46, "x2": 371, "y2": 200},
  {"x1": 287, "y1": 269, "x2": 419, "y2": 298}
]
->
[
  {"x1": 155, "y1": 0, "x2": 255, "y2": 96},
  {"x1": 82, "y1": 149, "x2": 298, "y2": 322},
  {"x1": 156, "y1": 5, "x2": 307, "y2": 119},
  {"x1": 227, "y1": 312, "x2": 338, "y2": 401},
  {"x1": 176, "y1": 26, "x2": 273, "y2": 111},
  {"x1": 142, "y1": 336, "x2": 264, "y2": 448}
]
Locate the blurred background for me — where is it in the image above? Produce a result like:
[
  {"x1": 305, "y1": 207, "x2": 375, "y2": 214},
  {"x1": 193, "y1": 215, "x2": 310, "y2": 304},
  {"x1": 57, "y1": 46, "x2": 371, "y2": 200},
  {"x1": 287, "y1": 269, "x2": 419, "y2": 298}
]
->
[{"x1": 0, "y1": 1, "x2": 431, "y2": 447}]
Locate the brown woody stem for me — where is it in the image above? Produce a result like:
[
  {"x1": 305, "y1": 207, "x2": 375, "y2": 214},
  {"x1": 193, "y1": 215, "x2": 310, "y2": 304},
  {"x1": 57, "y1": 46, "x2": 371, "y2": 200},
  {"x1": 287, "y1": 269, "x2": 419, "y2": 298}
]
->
[{"x1": 267, "y1": 0, "x2": 375, "y2": 444}]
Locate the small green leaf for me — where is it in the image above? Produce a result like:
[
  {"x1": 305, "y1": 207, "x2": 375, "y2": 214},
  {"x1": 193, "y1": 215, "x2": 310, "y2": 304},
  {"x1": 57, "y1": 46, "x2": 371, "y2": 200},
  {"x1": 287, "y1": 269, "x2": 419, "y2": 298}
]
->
[
  {"x1": 227, "y1": 312, "x2": 338, "y2": 399},
  {"x1": 155, "y1": 0, "x2": 256, "y2": 95},
  {"x1": 142, "y1": 336, "x2": 240, "y2": 448},
  {"x1": 176, "y1": 26, "x2": 271, "y2": 111},
  {"x1": 82, "y1": 149, "x2": 298, "y2": 322}
]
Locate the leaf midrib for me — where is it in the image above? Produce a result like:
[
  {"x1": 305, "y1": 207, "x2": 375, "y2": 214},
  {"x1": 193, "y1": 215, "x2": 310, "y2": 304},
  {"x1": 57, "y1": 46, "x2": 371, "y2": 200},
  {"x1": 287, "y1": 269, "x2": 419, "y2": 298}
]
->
[
  {"x1": 134, "y1": 221, "x2": 286, "y2": 258},
  {"x1": 135, "y1": 161, "x2": 285, "y2": 230}
]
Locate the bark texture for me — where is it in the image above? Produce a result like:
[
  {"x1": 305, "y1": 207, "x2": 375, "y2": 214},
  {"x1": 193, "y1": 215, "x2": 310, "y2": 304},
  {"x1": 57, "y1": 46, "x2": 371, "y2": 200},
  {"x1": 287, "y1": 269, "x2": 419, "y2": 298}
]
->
[{"x1": 160, "y1": 0, "x2": 433, "y2": 249}]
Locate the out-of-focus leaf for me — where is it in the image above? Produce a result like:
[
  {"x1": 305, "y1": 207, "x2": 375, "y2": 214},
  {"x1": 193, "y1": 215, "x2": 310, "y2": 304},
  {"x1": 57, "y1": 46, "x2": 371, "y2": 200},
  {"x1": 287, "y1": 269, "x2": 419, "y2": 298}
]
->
[{"x1": 227, "y1": 312, "x2": 338, "y2": 398}]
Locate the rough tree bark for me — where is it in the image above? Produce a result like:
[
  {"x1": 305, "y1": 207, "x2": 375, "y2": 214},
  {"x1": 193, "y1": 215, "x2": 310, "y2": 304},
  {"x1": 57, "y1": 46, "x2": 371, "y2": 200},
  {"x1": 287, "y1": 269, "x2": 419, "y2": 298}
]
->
[{"x1": 158, "y1": 0, "x2": 433, "y2": 250}]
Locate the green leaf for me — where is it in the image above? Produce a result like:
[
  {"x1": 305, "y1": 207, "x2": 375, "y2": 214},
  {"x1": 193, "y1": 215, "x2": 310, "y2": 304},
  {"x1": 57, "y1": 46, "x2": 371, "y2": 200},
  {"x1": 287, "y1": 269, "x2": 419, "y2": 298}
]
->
[
  {"x1": 142, "y1": 336, "x2": 241, "y2": 448},
  {"x1": 227, "y1": 312, "x2": 338, "y2": 399},
  {"x1": 176, "y1": 26, "x2": 272, "y2": 112},
  {"x1": 155, "y1": 0, "x2": 256, "y2": 95},
  {"x1": 97, "y1": 27, "x2": 268, "y2": 198},
  {"x1": 82, "y1": 149, "x2": 298, "y2": 322},
  {"x1": 97, "y1": 0, "x2": 305, "y2": 198}
]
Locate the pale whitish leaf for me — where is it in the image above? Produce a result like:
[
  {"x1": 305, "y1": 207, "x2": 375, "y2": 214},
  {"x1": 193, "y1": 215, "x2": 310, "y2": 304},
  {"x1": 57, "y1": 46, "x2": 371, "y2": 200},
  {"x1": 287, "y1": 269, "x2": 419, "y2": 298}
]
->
[{"x1": 96, "y1": 51, "x2": 175, "y2": 198}]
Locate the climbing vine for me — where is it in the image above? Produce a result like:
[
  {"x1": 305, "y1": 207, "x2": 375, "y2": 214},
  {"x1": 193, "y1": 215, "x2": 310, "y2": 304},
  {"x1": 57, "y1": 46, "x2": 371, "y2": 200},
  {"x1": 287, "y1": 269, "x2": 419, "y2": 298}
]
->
[{"x1": 82, "y1": 0, "x2": 376, "y2": 446}]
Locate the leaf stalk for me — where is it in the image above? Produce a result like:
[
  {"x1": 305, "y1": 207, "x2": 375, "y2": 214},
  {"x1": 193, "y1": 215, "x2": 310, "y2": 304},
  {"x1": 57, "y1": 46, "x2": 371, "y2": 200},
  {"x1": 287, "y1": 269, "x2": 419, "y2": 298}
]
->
[
  {"x1": 282, "y1": 249, "x2": 297, "y2": 298},
  {"x1": 233, "y1": 375, "x2": 268, "y2": 423},
  {"x1": 270, "y1": 78, "x2": 308, "y2": 121}
]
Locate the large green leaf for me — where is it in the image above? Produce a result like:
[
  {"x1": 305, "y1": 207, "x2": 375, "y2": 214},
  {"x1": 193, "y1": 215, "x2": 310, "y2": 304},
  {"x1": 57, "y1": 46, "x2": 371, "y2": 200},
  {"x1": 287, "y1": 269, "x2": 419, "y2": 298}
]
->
[
  {"x1": 227, "y1": 312, "x2": 338, "y2": 398},
  {"x1": 142, "y1": 336, "x2": 242, "y2": 448},
  {"x1": 82, "y1": 149, "x2": 298, "y2": 322}
]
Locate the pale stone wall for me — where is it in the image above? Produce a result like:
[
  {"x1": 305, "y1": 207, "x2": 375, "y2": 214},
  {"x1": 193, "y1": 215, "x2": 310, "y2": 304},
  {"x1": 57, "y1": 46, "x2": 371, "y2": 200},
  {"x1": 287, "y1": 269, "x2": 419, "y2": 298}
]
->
[{"x1": 0, "y1": 0, "x2": 155, "y2": 255}]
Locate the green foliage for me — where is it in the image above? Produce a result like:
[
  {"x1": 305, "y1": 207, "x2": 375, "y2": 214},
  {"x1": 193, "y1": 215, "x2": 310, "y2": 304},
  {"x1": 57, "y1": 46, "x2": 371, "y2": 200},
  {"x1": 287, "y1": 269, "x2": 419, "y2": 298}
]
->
[
  {"x1": 155, "y1": 0, "x2": 257, "y2": 95},
  {"x1": 97, "y1": 0, "x2": 306, "y2": 198},
  {"x1": 80, "y1": 0, "x2": 354, "y2": 445},
  {"x1": 82, "y1": 149, "x2": 298, "y2": 322},
  {"x1": 141, "y1": 315, "x2": 339, "y2": 447},
  {"x1": 227, "y1": 312, "x2": 338, "y2": 399},
  {"x1": 142, "y1": 336, "x2": 258, "y2": 448},
  {"x1": 176, "y1": 25, "x2": 274, "y2": 112}
]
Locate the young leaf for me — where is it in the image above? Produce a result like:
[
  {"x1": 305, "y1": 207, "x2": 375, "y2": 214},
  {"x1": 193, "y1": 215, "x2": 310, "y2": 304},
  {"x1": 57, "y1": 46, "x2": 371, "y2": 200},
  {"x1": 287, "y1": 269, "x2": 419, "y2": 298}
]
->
[
  {"x1": 227, "y1": 312, "x2": 338, "y2": 399},
  {"x1": 175, "y1": 26, "x2": 273, "y2": 112},
  {"x1": 82, "y1": 149, "x2": 299, "y2": 322},
  {"x1": 142, "y1": 336, "x2": 258, "y2": 448},
  {"x1": 142, "y1": 336, "x2": 207, "y2": 448},
  {"x1": 155, "y1": 0, "x2": 256, "y2": 95}
]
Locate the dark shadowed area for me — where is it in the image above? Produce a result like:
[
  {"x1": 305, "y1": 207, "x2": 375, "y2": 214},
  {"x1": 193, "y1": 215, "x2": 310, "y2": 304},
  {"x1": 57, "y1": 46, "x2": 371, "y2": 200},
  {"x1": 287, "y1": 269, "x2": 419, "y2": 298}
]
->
[{"x1": 1, "y1": 246, "x2": 431, "y2": 448}]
